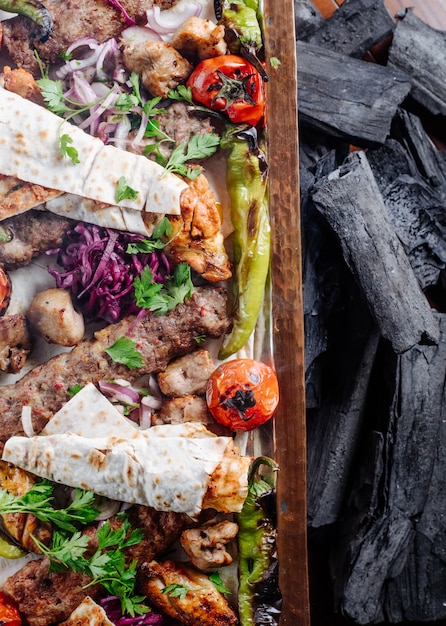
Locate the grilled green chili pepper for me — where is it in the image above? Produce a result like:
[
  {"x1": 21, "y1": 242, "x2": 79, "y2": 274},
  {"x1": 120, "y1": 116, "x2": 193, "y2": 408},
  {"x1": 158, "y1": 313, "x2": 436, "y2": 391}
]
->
[
  {"x1": 0, "y1": 0, "x2": 52, "y2": 42},
  {"x1": 216, "y1": 0, "x2": 268, "y2": 81},
  {"x1": 237, "y1": 456, "x2": 281, "y2": 626},
  {"x1": 218, "y1": 127, "x2": 270, "y2": 360}
]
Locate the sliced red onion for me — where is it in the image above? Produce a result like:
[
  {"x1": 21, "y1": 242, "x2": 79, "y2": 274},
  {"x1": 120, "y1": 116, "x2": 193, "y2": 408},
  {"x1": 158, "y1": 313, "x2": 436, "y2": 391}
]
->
[
  {"x1": 141, "y1": 394, "x2": 162, "y2": 411},
  {"x1": 78, "y1": 87, "x2": 120, "y2": 134},
  {"x1": 99, "y1": 380, "x2": 141, "y2": 405},
  {"x1": 120, "y1": 25, "x2": 162, "y2": 44},
  {"x1": 145, "y1": 3, "x2": 202, "y2": 36},
  {"x1": 57, "y1": 46, "x2": 102, "y2": 80},
  {"x1": 139, "y1": 403, "x2": 152, "y2": 429},
  {"x1": 95, "y1": 38, "x2": 121, "y2": 81},
  {"x1": 103, "y1": 0, "x2": 136, "y2": 26},
  {"x1": 112, "y1": 115, "x2": 132, "y2": 151},
  {"x1": 71, "y1": 72, "x2": 100, "y2": 106},
  {"x1": 21, "y1": 406, "x2": 35, "y2": 438},
  {"x1": 131, "y1": 109, "x2": 148, "y2": 148},
  {"x1": 65, "y1": 37, "x2": 100, "y2": 56}
]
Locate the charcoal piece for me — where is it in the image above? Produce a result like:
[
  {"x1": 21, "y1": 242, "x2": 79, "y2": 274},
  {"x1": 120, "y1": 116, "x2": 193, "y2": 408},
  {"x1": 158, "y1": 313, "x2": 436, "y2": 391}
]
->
[
  {"x1": 381, "y1": 175, "x2": 446, "y2": 289},
  {"x1": 366, "y1": 138, "x2": 419, "y2": 192},
  {"x1": 391, "y1": 108, "x2": 446, "y2": 197},
  {"x1": 388, "y1": 10, "x2": 446, "y2": 116},
  {"x1": 301, "y1": 0, "x2": 395, "y2": 58},
  {"x1": 311, "y1": 150, "x2": 439, "y2": 352},
  {"x1": 297, "y1": 41, "x2": 411, "y2": 146},
  {"x1": 294, "y1": 0, "x2": 323, "y2": 40},
  {"x1": 331, "y1": 312, "x2": 446, "y2": 624}
]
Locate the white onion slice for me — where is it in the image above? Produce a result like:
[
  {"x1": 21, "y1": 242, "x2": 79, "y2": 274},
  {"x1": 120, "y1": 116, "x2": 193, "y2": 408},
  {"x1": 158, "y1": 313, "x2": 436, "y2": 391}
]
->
[
  {"x1": 121, "y1": 25, "x2": 162, "y2": 44},
  {"x1": 21, "y1": 406, "x2": 35, "y2": 438},
  {"x1": 145, "y1": 3, "x2": 202, "y2": 36}
]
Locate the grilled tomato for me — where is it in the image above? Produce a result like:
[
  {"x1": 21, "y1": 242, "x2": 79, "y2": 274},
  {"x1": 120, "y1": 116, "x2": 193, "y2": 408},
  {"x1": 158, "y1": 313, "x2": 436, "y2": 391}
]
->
[
  {"x1": 0, "y1": 592, "x2": 21, "y2": 625},
  {"x1": 206, "y1": 359, "x2": 279, "y2": 431},
  {"x1": 186, "y1": 55, "x2": 265, "y2": 126},
  {"x1": 0, "y1": 266, "x2": 11, "y2": 316}
]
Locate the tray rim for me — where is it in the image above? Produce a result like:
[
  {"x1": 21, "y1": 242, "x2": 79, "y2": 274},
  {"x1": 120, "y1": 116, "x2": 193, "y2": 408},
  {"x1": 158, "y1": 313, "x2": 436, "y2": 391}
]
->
[{"x1": 263, "y1": 1, "x2": 310, "y2": 623}]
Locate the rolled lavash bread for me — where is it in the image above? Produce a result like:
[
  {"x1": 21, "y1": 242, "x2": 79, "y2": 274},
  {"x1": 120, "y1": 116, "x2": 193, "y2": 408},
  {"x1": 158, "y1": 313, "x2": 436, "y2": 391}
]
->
[
  {"x1": 2, "y1": 384, "x2": 251, "y2": 518},
  {"x1": 0, "y1": 88, "x2": 188, "y2": 232}
]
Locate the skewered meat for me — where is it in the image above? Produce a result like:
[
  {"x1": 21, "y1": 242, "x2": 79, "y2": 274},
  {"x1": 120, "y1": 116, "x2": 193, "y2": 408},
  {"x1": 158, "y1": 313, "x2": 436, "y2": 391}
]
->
[
  {"x1": 155, "y1": 395, "x2": 211, "y2": 425},
  {"x1": 137, "y1": 559, "x2": 238, "y2": 625},
  {"x1": 0, "y1": 286, "x2": 230, "y2": 445},
  {"x1": 171, "y1": 16, "x2": 227, "y2": 61},
  {"x1": 0, "y1": 314, "x2": 33, "y2": 373},
  {"x1": 1, "y1": 0, "x2": 180, "y2": 77},
  {"x1": 167, "y1": 174, "x2": 232, "y2": 282},
  {"x1": 157, "y1": 349, "x2": 215, "y2": 397},
  {"x1": 0, "y1": 210, "x2": 72, "y2": 269},
  {"x1": 180, "y1": 520, "x2": 238, "y2": 570},
  {"x1": 122, "y1": 40, "x2": 193, "y2": 97},
  {"x1": 0, "y1": 461, "x2": 52, "y2": 552}
]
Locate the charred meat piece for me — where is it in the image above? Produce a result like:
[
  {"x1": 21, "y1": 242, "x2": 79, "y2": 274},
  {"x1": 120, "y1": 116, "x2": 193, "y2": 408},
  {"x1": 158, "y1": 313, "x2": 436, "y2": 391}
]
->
[
  {"x1": 122, "y1": 40, "x2": 193, "y2": 97},
  {"x1": 3, "y1": 556, "x2": 102, "y2": 626},
  {"x1": 120, "y1": 505, "x2": 192, "y2": 563},
  {"x1": 0, "y1": 210, "x2": 72, "y2": 269},
  {"x1": 157, "y1": 349, "x2": 215, "y2": 397},
  {"x1": 1, "y1": 0, "x2": 178, "y2": 77},
  {"x1": 171, "y1": 16, "x2": 227, "y2": 61},
  {"x1": 167, "y1": 174, "x2": 232, "y2": 283},
  {"x1": 180, "y1": 520, "x2": 238, "y2": 571},
  {"x1": 0, "y1": 286, "x2": 230, "y2": 444},
  {"x1": 0, "y1": 461, "x2": 52, "y2": 552},
  {"x1": 137, "y1": 559, "x2": 238, "y2": 625},
  {"x1": 4, "y1": 506, "x2": 191, "y2": 626},
  {"x1": 1, "y1": 65, "x2": 45, "y2": 105},
  {"x1": 0, "y1": 314, "x2": 33, "y2": 374}
]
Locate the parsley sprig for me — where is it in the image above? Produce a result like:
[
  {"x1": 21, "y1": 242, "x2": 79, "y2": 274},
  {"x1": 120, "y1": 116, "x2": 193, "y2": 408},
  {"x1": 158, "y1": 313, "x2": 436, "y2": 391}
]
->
[
  {"x1": 105, "y1": 336, "x2": 145, "y2": 370},
  {"x1": 0, "y1": 480, "x2": 99, "y2": 532},
  {"x1": 133, "y1": 262, "x2": 194, "y2": 316},
  {"x1": 33, "y1": 514, "x2": 149, "y2": 617},
  {"x1": 157, "y1": 133, "x2": 220, "y2": 180}
]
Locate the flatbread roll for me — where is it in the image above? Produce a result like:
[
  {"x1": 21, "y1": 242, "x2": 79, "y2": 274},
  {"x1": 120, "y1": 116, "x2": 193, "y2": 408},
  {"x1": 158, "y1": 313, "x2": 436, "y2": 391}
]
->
[
  {"x1": 2, "y1": 384, "x2": 250, "y2": 517},
  {"x1": 0, "y1": 88, "x2": 186, "y2": 216}
]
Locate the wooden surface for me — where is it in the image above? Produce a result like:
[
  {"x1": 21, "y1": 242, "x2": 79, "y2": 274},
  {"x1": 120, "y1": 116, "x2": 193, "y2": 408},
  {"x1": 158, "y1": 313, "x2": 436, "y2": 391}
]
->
[
  {"x1": 312, "y1": 0, "x2": 446, "y2": 28},
  {"x1": 264, "y1": 0, "x2": 309, "y2": 624}
]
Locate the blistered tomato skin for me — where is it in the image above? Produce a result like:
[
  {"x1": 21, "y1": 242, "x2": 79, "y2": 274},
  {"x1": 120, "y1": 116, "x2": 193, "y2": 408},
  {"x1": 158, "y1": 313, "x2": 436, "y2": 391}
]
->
[
  {"x1": 0, "y1": 591, "x2": 22, "y2": 625},
  {"x1": 206, "y1": 359, "x2": 279, "y2": 431}
]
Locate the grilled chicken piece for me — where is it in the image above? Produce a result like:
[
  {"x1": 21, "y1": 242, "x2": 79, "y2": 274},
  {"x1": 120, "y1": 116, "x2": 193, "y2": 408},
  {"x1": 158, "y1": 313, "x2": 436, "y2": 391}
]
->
[
  {"x1": 157, "y1": 349, "x2": 215, "y2": 397},
  {"x1": 0, "y1": 461, "x2": 52, "y2": 552},
  {"x1": 180, "y1": 520, "x2": 239, "y2": 571},
  {"x1": 0, "y1": 314, "x2": 33, "y2": 374},
  {"x1": 154, "y1": 395, "x2": 211, "y2": 425},
  {"x1": 122, "y1": 40, "x2": 193, "y2": 98},
  {"x1": 59, "y1": 597, "x2": 113, "y2": 626},
  {"x1": 171, "y1": 16, "x2": 227, "y2": 61},
  {"x1": 1, "y1": 66, "x2": 45, "y2": 106},
  {"x1": 137, "y1": 559, "x2": 238, "y2": 625},
  {"x1": 167, "y1": 174, "x2": 232, "y2": 282},
  {"x1": 27, "y1": 288, "x2": 85, "y2": 347}
]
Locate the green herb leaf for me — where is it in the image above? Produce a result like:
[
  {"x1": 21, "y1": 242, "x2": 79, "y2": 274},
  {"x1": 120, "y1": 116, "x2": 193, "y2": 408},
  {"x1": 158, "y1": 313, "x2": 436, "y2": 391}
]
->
[
  {"x1": 115, "y1": 93, "x2": 140, "y2": 112},
  {"x1": 37, "y1": 78, "x2": 71, "y2": 115},
  {"x1": 68, "y1": 383, "x2": 83, "y2": 398},
  {"x1": 116, "y1": 176, "x2": 139, "y2": 203},
  {"x1": 133, "y1": 263, "x2": 193, "y2": 316},
  {"x1": 209, "y1": 571, "x2": 231, "y2": 594},
  {"x1": 105, "y1": 336, "x2": 144, "y2": 369},
  {"x1": 159, "y1": 133, "x2": 220, "y2": 179},
  {"x1": 0, "y1": 481, "x2": 99, "y2": 532},
  {"x1": 270, "y1": 56, "x2": 282, "y2": 69},
  {"x1": 59, "y1": 133, "x2": 80, "y2": 165},
  {"x1": 60, "y1": 50, "x2": 73, "y2": 62},
  {"x1": 168, "y1": 85, "x2": 194, "y2": 104},
  {"x1": 126, "y1": 218, "x2": 173, "y2": 254},
  {"x1": 194, "y1": 334, "x2": 207, "y2": 344},
  {"x1": 129, "y1": 71, "x2": 143, "y2": 105},
  {"x1": 162, "y1": 583, "x2": 189, "y2": 600},
  {"x1": 34, "y1": 516, "x2": 150, "y2": 617}
]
